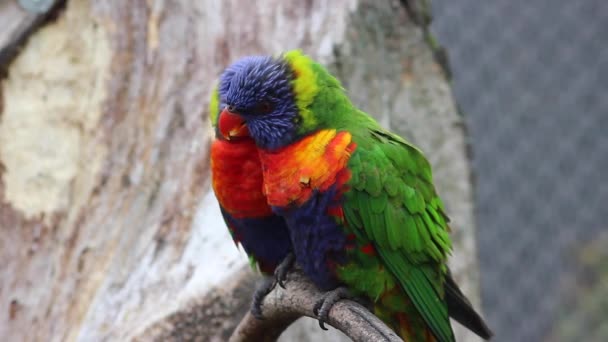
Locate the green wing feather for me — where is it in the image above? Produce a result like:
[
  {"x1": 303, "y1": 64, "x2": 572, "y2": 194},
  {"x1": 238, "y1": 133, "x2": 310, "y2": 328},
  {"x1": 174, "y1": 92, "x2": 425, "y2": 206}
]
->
[{"x1": 344, "y1": 127, "x2": 455, "y2": 342}]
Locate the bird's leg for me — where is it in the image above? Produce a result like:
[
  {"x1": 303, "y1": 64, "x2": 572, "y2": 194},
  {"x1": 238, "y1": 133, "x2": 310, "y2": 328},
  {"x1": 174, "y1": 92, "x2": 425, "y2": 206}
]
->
[
  {"x1": 251, "y1": 277, "x2": 274, "y2": 320},
  {"x1": 313, "y1": 286, "x2": 353, "y2": 330},
  {"x1": 274, "y1": 252, "x2": 295, "y2": 288},
  {"x1": 250, "y1": 252, "x2": 295, "y2": 320}
]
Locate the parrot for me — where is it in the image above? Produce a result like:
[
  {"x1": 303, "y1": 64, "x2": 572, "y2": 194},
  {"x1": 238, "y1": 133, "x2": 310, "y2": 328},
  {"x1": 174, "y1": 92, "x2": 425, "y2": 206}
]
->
[
  {"x1": 215, "y1": 50, "x2": 493, "y2": 341},
  {"x1": 208, "y1": 61, "x2": 295, "y2": 316}
]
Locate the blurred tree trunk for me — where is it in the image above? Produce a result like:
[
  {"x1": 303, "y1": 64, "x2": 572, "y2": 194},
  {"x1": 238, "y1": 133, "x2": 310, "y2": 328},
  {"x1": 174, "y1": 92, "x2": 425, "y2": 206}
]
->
[{"x1": 0, "y1": 0, "x2": 483, "y2": 341}]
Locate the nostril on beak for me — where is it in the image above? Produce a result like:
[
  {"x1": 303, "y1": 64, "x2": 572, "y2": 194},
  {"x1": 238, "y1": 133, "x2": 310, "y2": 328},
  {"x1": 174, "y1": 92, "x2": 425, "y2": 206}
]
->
[{"x1": 226, "y1": 105, "x2": 236, "y2": 113}]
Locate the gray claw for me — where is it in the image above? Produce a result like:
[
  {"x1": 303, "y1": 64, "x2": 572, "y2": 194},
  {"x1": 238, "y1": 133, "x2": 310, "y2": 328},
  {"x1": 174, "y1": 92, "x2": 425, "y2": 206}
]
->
[
  {"x1": 275, "y1": 252, "x2": 295, "y2": 289},
  {"x1": 313, "y1": 287, "x2": 352, "y2": 330},
  {"x1": 251, "y1": 277, "x2": 275, "y2": 320}
]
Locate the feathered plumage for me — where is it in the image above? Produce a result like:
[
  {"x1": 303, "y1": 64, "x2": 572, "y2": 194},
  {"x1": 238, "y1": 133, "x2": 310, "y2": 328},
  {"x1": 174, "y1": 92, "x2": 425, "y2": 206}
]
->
[
  {"x1": 214, "y1": 50, "x2": 493, "y2": 341},
  {"x1": 209, "y1": 73, "x2": 291, "y2": 274}
]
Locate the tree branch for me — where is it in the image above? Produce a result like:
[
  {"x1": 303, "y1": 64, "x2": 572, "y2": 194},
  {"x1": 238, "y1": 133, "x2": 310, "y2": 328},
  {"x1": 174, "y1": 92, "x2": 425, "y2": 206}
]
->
[
  {"x1": 229, "y1": 270, "x2": 404, "y2": 342},
  {"x1": 0, "y1": 0, "x2": 65, "y2": 78}
]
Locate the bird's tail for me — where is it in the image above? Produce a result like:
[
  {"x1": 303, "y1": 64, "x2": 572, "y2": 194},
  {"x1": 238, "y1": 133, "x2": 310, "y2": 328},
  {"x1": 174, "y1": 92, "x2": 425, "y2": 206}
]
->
[
  {"x1": 373, "y1": 273, "x2": 493, "y2": 342},
  {"x1": 444, "y1": 272, "x2": 494, "y2": 340},
  {"x1": 374, "y1": 296, "x2": 437, "y2": 342}
]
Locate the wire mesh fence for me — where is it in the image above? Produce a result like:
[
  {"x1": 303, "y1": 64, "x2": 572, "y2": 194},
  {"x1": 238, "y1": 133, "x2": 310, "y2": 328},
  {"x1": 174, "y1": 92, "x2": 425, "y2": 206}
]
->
[{"x1": 430, "y1": 1, "x2": 608, "y2": 341}]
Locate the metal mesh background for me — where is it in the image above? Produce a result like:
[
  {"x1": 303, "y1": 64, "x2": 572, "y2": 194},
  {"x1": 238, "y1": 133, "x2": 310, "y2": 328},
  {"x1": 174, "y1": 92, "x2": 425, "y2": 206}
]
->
[{"x1": 430, "y1": 1, "x2": 608, "y2": 341}]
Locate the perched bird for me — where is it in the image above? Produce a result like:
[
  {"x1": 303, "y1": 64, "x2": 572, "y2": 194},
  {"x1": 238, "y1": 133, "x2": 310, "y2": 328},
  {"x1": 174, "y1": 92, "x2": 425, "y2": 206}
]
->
[
  {"x1": 209, "y1": 62, "x2": 294, "y2": 315},
  {"x1": 216, "y1": 50, "x2": 492, "y2": 341}
]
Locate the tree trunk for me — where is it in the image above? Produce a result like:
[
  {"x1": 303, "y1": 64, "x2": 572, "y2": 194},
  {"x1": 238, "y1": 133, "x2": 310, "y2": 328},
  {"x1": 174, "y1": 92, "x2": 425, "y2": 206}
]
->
[{"x1": 0, "y1": 0, "x2": 483, "y2": 341}]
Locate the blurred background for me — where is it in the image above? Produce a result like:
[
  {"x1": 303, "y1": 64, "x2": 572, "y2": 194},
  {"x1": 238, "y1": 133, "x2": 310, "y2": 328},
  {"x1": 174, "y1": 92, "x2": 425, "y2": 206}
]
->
[{"x1": 431, "y1": 1, "x2": 607, "y2": 341}]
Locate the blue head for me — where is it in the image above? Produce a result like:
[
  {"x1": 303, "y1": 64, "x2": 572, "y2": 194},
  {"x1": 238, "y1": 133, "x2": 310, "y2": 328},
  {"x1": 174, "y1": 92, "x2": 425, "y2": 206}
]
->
[{"x1": 217, "y1": 55, "x2": 300, "y2": 150}]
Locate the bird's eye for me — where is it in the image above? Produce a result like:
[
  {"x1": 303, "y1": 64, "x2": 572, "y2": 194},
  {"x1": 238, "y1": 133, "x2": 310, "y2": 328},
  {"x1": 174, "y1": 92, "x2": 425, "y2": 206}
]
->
[{"x1": 254, "y1": 101, "x2": 273, "y2": 114}]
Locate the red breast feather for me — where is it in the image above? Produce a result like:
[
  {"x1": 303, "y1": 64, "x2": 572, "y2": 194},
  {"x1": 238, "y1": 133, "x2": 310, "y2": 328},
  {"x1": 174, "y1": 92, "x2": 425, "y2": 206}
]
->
[{"x1": 211, "y1": 138, "x2": 273, "y2": 218}]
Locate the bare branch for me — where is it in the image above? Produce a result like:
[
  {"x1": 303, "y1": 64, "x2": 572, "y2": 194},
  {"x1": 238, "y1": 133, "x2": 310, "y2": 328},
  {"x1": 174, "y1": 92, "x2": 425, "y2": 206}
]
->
[
  {"x1": 0, "y1": 0, "x2": 65, "y2": 77},
  {"x1": 229, "y1": 270, "x2": 404, "y2": 342}
]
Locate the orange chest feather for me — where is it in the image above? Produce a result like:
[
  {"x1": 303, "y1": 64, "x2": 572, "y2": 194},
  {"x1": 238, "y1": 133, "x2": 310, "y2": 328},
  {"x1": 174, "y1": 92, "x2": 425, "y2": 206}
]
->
[
  {"x1": 210, "y1": 138, "x2": 272, "y2": 218},
  {"x1": 258, "y1": 130, "x2": 357, "y2": 207}
]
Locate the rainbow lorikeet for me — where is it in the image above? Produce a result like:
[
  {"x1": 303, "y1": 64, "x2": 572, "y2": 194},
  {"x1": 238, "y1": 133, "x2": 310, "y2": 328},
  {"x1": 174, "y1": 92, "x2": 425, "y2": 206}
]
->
[
  {"x1": 216, "y1": 50, "x2": 492, "y2": 341},
  {"x1": 209, "y1": 62, "x2": 294, "y2": 313}
]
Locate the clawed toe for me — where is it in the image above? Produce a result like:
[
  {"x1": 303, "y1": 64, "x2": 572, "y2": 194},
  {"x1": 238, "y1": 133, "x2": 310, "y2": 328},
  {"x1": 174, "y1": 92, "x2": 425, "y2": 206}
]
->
[
  {"x1": 250, "y1": 253, "x2": 296, "y2": 320},
  {"x1": 274, "y1": 252, "x2": 295, "y2": 289},
  {"x1": 250, "y1": 277, "x2": 275, "y2": 320},
  {"x1": 313, "y1": 287, "x2": 352, "y2": 330}
]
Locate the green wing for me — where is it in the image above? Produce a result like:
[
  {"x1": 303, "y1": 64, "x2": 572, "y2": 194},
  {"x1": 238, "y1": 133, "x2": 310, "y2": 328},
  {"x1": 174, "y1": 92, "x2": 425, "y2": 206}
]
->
[{"x1": 344, "y1": 128, "x2": 455, "y2": 342}]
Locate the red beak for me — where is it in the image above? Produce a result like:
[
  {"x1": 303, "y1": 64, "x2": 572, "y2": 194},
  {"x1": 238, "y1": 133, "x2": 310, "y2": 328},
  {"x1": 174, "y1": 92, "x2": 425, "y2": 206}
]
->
[{"x1": 218, "y1": 108, "x2": 249, "y2": 140}]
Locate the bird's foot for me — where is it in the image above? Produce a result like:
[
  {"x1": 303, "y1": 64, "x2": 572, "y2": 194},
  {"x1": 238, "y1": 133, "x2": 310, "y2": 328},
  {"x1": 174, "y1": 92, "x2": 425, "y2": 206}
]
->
[
  {"x1": 274, "y1": 252, "x2": 295, "y2": 289},
  {"x1": 313, "y1": 287, "x2": 352, "y2": 330},
  {"x1": 250, "y1": 253, "x2": 295, "y2": 320},
  {"x1": 251, "y1": 277, "x2": 274, "y2": 320}
]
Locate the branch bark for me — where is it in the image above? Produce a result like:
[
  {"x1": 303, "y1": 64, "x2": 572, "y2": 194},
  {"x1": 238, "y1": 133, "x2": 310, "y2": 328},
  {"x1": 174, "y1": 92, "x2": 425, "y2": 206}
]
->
[
  {"x1": 229, "y1": 270, "x2": 403, "y2": 342},
  {"x1": 0, "y1": 0, "x2": 65, "y2": 77}
]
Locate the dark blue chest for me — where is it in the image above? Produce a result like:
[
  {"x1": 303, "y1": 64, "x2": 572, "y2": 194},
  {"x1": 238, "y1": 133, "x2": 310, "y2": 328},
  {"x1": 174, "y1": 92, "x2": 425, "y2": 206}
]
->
[
  {"x1": 273, "y1": 186, "x2": 347, "y2": 290},
  {"x1": 220, "y1": 208, "x2": 292, "y2": 274}
]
